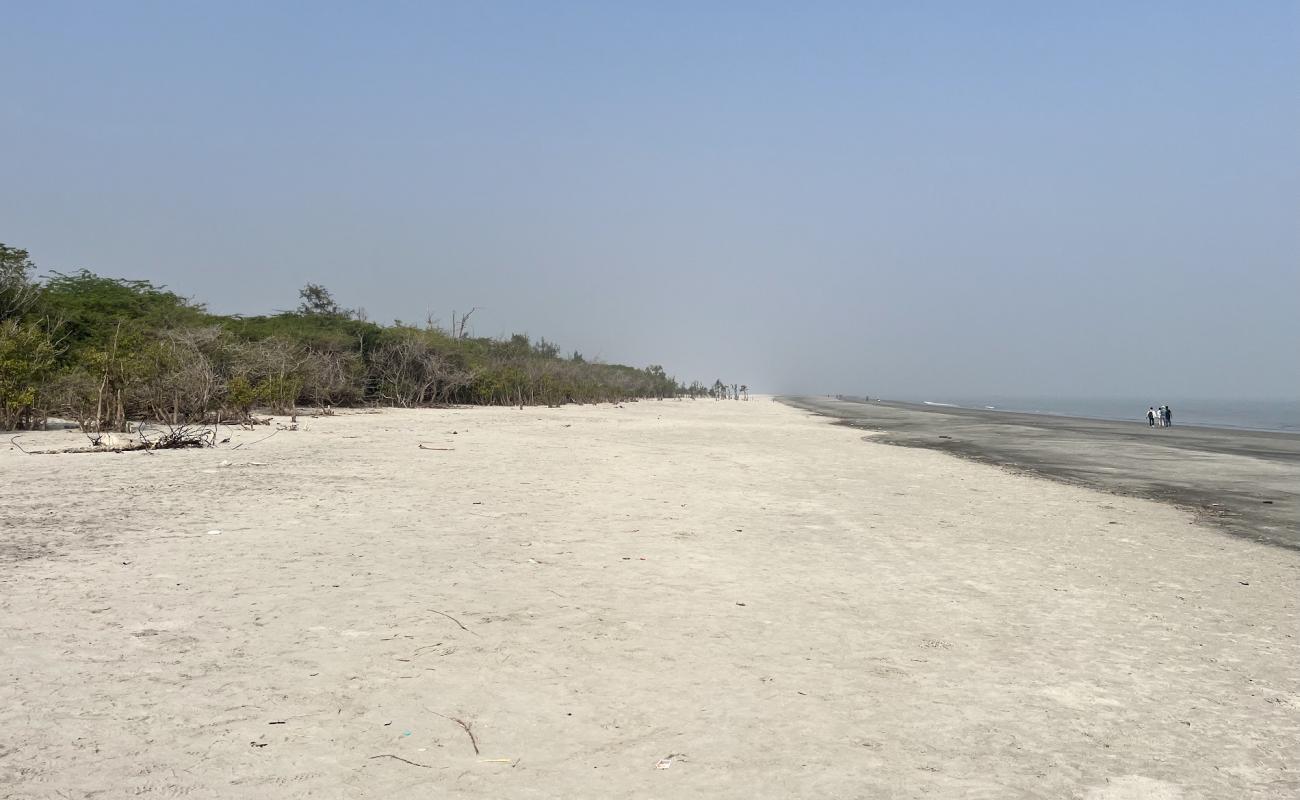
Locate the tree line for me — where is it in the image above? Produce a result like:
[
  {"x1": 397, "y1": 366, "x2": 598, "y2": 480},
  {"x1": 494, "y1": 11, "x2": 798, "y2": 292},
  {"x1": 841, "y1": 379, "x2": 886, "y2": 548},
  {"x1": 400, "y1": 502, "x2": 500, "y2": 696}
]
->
[{"x1": 0, "y1": 243, "x2": 728, "y2": 431}]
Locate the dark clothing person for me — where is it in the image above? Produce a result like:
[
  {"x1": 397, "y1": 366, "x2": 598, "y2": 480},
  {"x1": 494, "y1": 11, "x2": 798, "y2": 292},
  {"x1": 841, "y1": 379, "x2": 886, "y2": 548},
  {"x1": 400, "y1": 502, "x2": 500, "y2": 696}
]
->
[{"x1": 1165, "y1": 406, "x2": 1172, "y2": 427}]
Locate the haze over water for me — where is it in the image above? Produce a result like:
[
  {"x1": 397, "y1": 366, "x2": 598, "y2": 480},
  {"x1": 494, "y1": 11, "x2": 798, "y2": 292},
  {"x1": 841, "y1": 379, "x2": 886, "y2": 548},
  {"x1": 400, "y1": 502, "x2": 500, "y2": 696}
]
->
[{"x1": 904, "y1": 396, "x2": 1300, "y2": 433}]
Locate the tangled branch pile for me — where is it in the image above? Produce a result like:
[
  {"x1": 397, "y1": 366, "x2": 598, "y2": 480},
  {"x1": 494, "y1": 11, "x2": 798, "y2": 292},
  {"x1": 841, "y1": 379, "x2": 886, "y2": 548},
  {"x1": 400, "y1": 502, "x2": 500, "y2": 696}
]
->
[{"x1": 136, "y1": 423, "x2": 218, "y2": 450}]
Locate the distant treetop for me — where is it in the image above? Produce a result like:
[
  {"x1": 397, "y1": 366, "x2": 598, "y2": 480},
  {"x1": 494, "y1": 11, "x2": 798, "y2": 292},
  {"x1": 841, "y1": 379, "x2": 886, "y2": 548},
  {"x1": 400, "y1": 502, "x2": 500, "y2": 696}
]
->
[{"x1": 297, "y1": 283, "x2": 349, "y2": 317}]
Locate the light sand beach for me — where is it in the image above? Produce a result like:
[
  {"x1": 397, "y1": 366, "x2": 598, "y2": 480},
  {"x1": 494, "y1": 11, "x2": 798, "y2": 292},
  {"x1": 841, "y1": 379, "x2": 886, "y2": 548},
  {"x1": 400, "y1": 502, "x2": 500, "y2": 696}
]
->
[{"x1": 2, "y1": 399, "x2": 1298, "y2": 798}]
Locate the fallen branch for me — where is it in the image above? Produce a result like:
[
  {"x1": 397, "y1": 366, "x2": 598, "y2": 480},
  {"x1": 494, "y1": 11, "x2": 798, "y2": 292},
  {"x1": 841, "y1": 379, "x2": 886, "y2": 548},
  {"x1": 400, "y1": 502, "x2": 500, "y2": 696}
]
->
[
  {"x1": 430, "y1": 609, "x2": 477, "y2": 636},
  {"x1": 430, "y1": 712, "x2": 480, "y2": 755},
  {"x1": 14, "y1": 425, "x2": 215, "y2": 454},
  {"x1": 234, "y1": 415, "x2": 273, "y2": 429},
  {"x1": 233, "y1": 428, "x2": 279, "y2": 450},
  {"x1": 368, "y1": 754, "x2": 432, "y2": 768},
  {"x1": 454, "y1": 718, "x2": 480, "y2": 755},
  {"x1": 137, "y1": 423, "x2": 216, "y2": 450},
  {"x1": 418, "y1": 444, "x2": 455, "y2": 451}
]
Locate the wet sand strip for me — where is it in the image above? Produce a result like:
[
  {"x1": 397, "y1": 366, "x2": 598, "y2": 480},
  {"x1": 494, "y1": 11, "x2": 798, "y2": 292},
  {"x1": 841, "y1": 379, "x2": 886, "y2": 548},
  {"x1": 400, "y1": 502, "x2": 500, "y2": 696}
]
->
[{"x1": 781, "y1": 396, "x2": 1300, "y2": 550}]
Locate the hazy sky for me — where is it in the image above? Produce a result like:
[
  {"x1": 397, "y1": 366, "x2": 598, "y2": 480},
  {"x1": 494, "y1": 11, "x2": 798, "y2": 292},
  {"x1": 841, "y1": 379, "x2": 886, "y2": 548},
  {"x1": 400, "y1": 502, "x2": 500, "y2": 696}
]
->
[{"x1": 3, "y1": 2, "x2": 1297, "y2": 398}]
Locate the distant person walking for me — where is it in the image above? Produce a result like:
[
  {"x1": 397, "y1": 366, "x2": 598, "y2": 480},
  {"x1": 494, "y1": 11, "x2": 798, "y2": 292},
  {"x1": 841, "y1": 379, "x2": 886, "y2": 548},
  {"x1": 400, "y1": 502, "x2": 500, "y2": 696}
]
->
[
  {"x1": 1164, "y1": 405, "x2": 1173, "y2": 427},
  {"x1": 1147, "y1": 407, "x2": 1156, "y2": 427}
]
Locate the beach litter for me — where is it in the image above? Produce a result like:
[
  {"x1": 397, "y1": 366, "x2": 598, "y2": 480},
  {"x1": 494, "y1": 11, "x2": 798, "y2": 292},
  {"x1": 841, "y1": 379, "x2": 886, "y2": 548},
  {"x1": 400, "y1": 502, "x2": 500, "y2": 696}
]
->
[
  {"x1": 205, "y1": 529, "x2": 222, "y2": 535},
  {"x1": 655, "y1": 753, "x2": 686, "y2": 769}
]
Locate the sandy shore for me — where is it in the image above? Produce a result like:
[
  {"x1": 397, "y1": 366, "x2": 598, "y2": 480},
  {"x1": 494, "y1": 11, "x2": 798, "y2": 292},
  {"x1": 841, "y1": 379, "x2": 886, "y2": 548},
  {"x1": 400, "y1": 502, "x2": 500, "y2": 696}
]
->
[{"x1": 2, "y1": 399, "x2": 1298, "y2": 798}]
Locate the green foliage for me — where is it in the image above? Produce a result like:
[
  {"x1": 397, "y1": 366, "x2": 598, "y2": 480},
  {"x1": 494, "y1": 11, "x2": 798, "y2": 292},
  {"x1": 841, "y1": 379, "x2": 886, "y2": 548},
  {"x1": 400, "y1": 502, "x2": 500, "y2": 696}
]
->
[
  {"x1": 535, "y1": 337, "x2": 561, "y2": 359},
  {"x1": 0, "y1": 319, "x2": 59, "y2": 428},
  {"x1": 40, "y1": 270, "x2": 208, "y2": 351},
  {"x1": 0, "y1": 249, "x2": 695, "y2": 430},
  {"x1": 1, "y1": 244, "x2": 42, "y2": 322},
  {"x1": 223, "y1": 311, "x2": 382, "y2": 353},
  {"x1": 226, "y1": 376, "x2": 257, "y2": 416},
  {"x1": 297, "y1": 283, "x2": 348, "y2": 317},
  {"x1": 256, "y1": 374, "x2": 302, "y2": 414}
]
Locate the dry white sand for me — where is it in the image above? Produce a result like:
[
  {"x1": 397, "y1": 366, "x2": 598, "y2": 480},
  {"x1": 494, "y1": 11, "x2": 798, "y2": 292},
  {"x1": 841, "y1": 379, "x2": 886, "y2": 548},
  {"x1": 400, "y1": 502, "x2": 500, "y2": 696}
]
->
[{"x1": 1, "y1": 398, "x2": 1297, "y2": 799}]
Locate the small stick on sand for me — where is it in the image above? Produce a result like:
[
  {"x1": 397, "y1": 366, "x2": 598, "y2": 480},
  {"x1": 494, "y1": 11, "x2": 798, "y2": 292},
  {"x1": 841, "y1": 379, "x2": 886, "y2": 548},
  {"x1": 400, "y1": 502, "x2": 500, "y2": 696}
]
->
[
  {"x1": 430, "y1": 711, "x2": 481, "y2": 755},
  {"x1": 418, "y1": 444, "x2": 455, "y2": 450},
  {"x1": 368, "y1": 754, "x2": 432, "y2": 768},
  {"x1": 430, "y1": 609, "x2": 477, "y2": 636},
  {"x1": 453, "y1": 718, "x2": 480, "y2": 755},
  {"x1": 232, "y1": 429, "x2": 279, "y2": 451}
]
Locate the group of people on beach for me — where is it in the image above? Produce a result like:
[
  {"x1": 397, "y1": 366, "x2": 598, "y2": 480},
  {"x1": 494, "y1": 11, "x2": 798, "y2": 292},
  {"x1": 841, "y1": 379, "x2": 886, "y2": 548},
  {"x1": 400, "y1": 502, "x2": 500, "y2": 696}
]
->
[{"x1": 1146, "y1": 405, "x2": 1173, "y2": 428}]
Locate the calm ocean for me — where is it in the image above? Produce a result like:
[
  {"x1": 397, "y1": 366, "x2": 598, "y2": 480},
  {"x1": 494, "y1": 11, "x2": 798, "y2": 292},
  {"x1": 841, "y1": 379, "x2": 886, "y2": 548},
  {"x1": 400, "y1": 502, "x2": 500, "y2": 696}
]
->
[{"x1": 908, "y1": 396, "x2": 1300, "y2": 434}]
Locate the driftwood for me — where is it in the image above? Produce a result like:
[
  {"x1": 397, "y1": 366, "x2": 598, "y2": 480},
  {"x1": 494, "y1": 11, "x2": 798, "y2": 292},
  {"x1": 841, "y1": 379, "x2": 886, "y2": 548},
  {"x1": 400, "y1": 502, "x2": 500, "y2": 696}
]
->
[
  {"x1": 9, "y1": 424, "x2": 217, "y2": 455},
  {"x1": 430, "y1": 712, "x2": 480, "y2": 755},
  {"x1": 430, "y1": 609, "x2": 476, "y2": 635},
  {"x1": 453, "y1": 717, "x2": 480, "y2": 755},
  {"x1": 368, "y1": 754, "x2": 432, "y2": 768},
  {"x1": 232, "y1": 429, "x2": 279, "y2": 450},
  {"x1": 205, "y1": 415, "x2": 270, "y2": 430},
  {"x1": 136, "y1": 423, "x2": 217, "y2": 450}
]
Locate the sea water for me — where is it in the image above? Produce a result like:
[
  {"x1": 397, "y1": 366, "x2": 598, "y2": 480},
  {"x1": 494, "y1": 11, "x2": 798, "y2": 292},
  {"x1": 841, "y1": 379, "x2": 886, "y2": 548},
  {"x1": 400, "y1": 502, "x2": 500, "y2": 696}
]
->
[{"x1": 911, "y1": 396, "x2": 1300, "y2": 433}]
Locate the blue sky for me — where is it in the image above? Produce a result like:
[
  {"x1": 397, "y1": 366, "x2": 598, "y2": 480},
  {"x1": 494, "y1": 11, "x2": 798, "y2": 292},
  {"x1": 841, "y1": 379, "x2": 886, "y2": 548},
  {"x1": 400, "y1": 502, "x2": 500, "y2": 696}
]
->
[{"x1": 3, "y1": 2, "x2": 1297, "y2": 397}]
